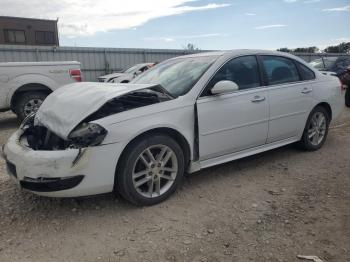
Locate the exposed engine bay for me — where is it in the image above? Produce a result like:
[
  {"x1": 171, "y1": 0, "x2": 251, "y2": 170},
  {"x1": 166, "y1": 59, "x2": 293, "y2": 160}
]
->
[
  {"x1": 85, "y1": 88, "x2": 172, "y2": 122},
  {"x1": 22, "y1": 87, "x2": 172, "y2": 151}
]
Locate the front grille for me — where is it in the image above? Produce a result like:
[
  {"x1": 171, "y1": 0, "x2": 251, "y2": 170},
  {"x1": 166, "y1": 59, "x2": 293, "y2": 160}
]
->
[
  {"x1": 20, "y1": 175, "x2": 84, "y2": 192},
  {"x1": 6, "y1": 161, "x2": 17, "y2": 178}
]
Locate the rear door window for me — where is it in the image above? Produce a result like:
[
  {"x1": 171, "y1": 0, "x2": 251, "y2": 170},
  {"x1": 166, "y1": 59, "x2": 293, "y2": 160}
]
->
[{"x1": 261, "y1": 56, "x2": 300, "y2": 85}]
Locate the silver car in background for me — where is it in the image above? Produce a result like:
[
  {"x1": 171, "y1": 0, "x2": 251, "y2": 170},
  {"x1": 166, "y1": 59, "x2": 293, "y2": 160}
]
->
[
  {"x1": 98, "y1": 63, "x2": 155, "y2": 83},
  {"x1": 3, "y1": 50, "x2": 345, "y2": 206}
]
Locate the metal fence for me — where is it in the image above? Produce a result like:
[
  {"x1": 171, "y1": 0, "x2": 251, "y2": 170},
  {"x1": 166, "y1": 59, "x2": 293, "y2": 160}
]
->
[
  {"x1": 292, "y1": 52, "x2": 350, "y2": 63},
  {"x1": 0, "y1": 44, "x2": 348, "y2": 81}
]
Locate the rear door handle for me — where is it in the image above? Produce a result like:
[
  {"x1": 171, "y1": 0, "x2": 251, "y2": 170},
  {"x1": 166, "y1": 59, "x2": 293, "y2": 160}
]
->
[
  {"x1": 251, "y1": 96, "x2": 266, "y2": 103},
  {"x1": 301, "y1": 88, "x2": 312, "y2": 94}
]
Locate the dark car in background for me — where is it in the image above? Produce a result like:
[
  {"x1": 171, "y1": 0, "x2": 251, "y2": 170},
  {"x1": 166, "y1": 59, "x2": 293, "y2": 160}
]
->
[
  {"x1": 309, "y1": 56, "x2": 350, "y2": 76},
  {"x1": 310, "y1": 56, "x2": 350, "y2": 107}
]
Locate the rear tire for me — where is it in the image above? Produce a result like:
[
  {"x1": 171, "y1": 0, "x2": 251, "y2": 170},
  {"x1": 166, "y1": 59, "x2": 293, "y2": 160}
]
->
[
  {"x1": 298, "y1": 106, "x2": 330, "y2": 151},
  {"x1": 15, "y1": 92, "x2": 48, "y2": 121},
  {"x1": 115, "y1": 134, "x2": 185, "y2": 206}
]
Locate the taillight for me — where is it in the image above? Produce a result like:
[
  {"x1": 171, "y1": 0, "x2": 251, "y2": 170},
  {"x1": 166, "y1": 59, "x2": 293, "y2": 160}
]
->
[{"x1": 69, "y1": 69, "x2": 82, "y2": 82}]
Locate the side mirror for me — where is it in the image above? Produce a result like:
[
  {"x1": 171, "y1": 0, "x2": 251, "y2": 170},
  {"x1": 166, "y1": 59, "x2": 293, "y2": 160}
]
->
[{"x1": 211, "y1": 80, "x2": 239, "y2": 95}]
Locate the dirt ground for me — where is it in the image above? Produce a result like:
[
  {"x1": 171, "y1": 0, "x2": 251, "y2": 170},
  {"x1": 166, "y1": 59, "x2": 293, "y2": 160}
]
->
[{"x1": 0, "y1": 109, "x2": 349, "y2": 262}]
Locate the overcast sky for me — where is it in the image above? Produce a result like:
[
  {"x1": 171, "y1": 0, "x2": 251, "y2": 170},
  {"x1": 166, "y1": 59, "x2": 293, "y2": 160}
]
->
[{"x1": 1, "y1": 0, "x2": 349, "y2": 50}]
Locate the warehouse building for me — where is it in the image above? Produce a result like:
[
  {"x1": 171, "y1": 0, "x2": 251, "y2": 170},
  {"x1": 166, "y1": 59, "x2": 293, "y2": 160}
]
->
[{"x1": 0, "y1": 16, "x2": 59, "y2": 46}]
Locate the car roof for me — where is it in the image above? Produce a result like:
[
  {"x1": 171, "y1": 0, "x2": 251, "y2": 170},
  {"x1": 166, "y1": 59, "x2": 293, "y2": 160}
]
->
[
  {"x1": 168, "y1": 49, "x2": 314, "y2": 72},
  {"x1": 171, "y1": 49, "x2": 299, "y2": 59}
]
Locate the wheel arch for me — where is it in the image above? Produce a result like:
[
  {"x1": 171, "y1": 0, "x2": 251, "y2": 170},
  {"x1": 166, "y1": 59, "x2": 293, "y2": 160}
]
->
[
  {"x1": 314, "y1": 102, "x2": 332, "y2": 120},
  {"x1": 10, "y1": 83, "x2": 53, "y2": 112},
  {"x1": 116, "y1": 127, "x2": 192, "y2": 175}
]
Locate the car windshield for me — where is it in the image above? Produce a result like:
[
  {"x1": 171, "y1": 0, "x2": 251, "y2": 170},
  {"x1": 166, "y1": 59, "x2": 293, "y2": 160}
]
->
[
  {"x1": 131, "y1": 56, "x2": 217, "y2": 97},
  {"x1": 309, "y1": 57, "x2": 337, "y2": 70}
]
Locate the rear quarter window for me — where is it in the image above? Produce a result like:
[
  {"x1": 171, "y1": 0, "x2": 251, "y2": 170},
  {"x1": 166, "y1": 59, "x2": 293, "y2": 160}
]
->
[{"x1": 297, "y1": 62, "x2": 315, "y2": 81}]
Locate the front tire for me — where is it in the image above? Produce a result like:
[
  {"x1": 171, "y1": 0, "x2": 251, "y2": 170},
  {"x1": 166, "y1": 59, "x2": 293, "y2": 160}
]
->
[
  {"x1": 116, "y1": 134, "x2": 185, "y2": 206},
  {"x1": 298, "y1": 106, "x2": 330, "y2": 151}
]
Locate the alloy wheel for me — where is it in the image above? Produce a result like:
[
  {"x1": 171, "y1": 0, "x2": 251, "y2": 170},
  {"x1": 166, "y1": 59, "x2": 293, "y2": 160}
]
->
[
  {"x1": 307, "y1": 111, "x2": 327, "y2": 146},
  {"x1": 132, "y1": 144, "x2": 178, "y2": 198}
]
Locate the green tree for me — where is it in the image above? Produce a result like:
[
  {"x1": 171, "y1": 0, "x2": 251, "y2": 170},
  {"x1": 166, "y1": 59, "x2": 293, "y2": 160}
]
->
[
  {"x1": 324, "y1": 42, "x2": 350, "y2": 53},
  {"x1": 277, "y1": 47, "x2": 292, "y2": 53},
  {"x1": 293, "y1": 46, "x2": 319, "y2": 53},
  {"x1": 277, "y1": 46, "x2": 319, "y2": 53}
]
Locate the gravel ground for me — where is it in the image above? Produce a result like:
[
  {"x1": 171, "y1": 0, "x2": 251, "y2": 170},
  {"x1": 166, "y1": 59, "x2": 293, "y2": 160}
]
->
[{"x1": 0, "y1": 109, "x2": 349, "y2": 262}]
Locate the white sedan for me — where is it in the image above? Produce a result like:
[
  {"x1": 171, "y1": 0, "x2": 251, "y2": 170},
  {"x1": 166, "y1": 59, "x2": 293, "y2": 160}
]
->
[
  {"x1": 98, "y1": 63, "x2": 155, "y2": 83},
  {"x1": 2, "y1": 50, "x2": 345, "y2": 205}
]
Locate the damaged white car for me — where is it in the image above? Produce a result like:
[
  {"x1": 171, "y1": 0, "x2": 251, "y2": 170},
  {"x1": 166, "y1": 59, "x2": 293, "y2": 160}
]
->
[{"x1": 2, "y1": 50, "x2": 345, "y2": 206}]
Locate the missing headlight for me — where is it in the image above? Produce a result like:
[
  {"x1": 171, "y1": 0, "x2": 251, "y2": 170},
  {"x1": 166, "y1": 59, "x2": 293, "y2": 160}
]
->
[{"x1": 68, "y1": 123, "x2": 107, "y2": 148}]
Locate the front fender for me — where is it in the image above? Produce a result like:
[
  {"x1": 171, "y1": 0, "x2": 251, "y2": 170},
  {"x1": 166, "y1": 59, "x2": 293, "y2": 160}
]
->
[{"x1": 93, "y1": 105, "x2": 195, "y2": 160}]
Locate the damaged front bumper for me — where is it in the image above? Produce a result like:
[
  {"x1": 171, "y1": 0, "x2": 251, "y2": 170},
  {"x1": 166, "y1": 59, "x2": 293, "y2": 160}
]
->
[
  {"x1": 2, "y1": 130, "x2": 124, "y2": 197},
  {"x1": 19, "y1": 175, "x2": 84, "y2": 192}
]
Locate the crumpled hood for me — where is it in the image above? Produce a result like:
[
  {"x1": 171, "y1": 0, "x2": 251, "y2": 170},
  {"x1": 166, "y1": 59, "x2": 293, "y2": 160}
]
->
[{"x1": 34, "y1": 82, "x2": 158, "y2": 139}]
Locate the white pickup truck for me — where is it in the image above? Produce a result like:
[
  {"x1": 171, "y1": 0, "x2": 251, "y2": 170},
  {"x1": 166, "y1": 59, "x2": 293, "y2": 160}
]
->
[{"x1": 0, "y1": 61, "x2": 81, "y2": 120}]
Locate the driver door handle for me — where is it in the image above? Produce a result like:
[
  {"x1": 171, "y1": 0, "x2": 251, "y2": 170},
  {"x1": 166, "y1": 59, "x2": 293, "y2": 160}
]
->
[{"x1": 251, "y1": 96, "x2": 266, "y2": 103}]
